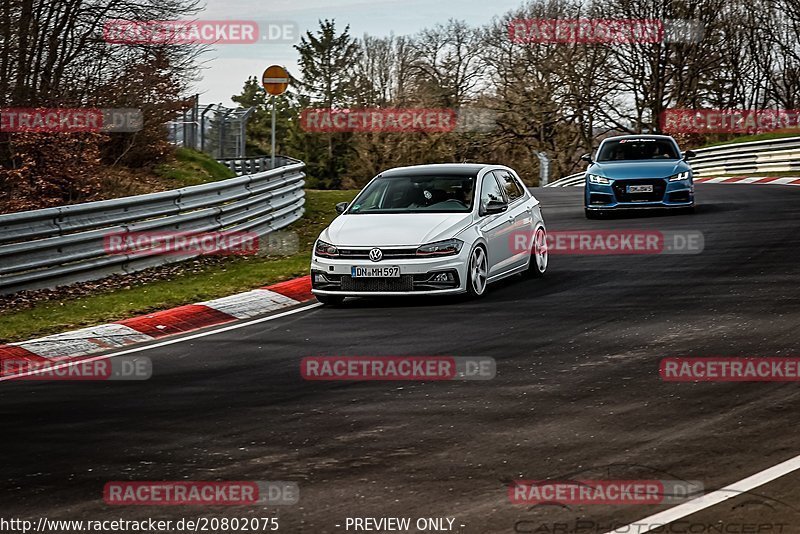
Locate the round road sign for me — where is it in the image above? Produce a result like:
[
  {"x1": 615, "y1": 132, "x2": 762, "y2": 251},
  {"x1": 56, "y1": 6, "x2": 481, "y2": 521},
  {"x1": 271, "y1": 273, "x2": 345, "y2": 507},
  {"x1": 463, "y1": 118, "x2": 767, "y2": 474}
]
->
[{"x1": 262, "y1": 65, "x2": 290, "y2": 96}]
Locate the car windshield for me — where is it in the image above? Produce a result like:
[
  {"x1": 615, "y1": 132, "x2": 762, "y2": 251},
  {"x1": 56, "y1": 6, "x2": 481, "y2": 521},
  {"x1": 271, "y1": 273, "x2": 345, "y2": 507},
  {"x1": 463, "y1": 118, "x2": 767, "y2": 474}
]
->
[
  {"x1": 348, "y1": 174, "x2": 475, "y2": 214},
  {"x1": 597, "y1": 138, "x2": 680, "y2": 161}
]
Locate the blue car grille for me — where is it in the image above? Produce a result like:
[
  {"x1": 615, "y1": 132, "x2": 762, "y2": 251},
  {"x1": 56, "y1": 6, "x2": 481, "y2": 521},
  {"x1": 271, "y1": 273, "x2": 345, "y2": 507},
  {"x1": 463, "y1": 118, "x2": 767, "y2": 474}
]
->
[{"x1": 612, "y1": 179, "x2": 667, "y2": 203}]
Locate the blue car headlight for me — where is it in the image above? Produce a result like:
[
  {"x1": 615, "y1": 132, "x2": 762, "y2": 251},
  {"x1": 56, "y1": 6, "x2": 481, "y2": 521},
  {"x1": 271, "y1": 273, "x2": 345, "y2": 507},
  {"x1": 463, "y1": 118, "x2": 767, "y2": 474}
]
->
[
  {"x1": 588, "y1": 174, "x2": 610, "y2": 185},
  {"x1": 669, "y1": 171, "x2": 691, "y2": 182}
]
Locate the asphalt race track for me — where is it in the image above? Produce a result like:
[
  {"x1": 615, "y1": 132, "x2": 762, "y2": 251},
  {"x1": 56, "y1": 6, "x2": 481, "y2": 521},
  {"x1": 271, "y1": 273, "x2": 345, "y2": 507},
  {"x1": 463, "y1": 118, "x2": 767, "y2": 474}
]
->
[{"x1": 2, "y1": 184, "x2": 800, "y2": 533}]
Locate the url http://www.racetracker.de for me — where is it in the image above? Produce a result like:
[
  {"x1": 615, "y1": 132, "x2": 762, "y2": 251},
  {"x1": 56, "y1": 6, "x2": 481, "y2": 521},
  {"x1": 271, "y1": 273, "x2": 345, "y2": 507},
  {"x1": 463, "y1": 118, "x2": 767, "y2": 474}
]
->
[{"x1": 0, "y1": 517, "x2": 281, "y2": 533}]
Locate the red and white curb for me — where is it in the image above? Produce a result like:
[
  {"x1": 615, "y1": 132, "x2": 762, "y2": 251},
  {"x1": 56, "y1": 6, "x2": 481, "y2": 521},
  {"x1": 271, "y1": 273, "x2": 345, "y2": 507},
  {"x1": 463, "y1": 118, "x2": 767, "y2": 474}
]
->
[
  {"x1": 0, "y1": 276, "x2": 314, "y2": 370},
  {"x1": 695, "y1": 175, "x2": 800, "y2": 185}
]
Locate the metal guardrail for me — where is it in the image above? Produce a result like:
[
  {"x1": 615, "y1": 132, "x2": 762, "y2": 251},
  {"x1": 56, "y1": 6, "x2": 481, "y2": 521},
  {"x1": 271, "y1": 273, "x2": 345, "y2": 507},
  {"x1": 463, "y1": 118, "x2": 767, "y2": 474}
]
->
[
  {"x1": 218, "y1": 156, "x2": 294, "y2": 175},
  {"x1": 688, "y1": 136, "x2": 800, "y2": 176},
  {"x1": 0, "y1": 158, "x2": 306, "y2": 295},
  {"x1": 546, "y1": 136, "x2": 800, "y2": 187},
  {"x1": 545, "y1": 172, "x2": 585, "y2": 188}
]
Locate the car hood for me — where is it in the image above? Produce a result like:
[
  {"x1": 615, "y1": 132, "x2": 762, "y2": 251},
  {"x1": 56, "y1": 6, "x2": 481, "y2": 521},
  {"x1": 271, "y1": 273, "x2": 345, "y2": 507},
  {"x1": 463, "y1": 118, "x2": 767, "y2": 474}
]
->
[
  {"x1": 588, "y1": 160, "x2": 690, "y2": 180},
  {"x1": 321, "y1": 212, "x2": 473, "y2": 247}
]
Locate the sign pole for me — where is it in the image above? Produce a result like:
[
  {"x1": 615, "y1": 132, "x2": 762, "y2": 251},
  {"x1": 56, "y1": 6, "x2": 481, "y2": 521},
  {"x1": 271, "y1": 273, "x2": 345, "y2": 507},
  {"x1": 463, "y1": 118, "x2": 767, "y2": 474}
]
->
[
  {"x1": 261, "y1": 64, "x2": 290, "y2": 171},
  {"x1": 271, "y1": 95, "x2": 276, "y2": 169},
  {"x1": 536, "y1": 151, "x2": 550, "y2": 186}
]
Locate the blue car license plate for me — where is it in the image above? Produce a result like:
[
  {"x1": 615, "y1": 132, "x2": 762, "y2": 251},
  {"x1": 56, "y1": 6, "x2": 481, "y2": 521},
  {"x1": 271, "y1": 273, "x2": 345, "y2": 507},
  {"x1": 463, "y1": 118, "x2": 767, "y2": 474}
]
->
[{"x1": 627, "y1": 184, "x2": 653, "y2": 193}]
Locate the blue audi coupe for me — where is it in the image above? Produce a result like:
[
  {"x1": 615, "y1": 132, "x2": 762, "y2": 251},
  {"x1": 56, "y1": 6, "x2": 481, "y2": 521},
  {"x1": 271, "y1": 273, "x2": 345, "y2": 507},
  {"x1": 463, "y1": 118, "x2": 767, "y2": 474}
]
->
[{"x1": 582, "y1": 135, "x2": 696, "y2": 218}]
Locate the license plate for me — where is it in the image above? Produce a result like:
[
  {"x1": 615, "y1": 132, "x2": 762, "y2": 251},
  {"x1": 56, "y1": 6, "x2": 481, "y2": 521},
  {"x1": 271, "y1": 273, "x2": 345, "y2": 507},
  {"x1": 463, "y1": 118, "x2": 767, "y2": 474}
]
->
[
  {"x1": 351, "y1": 266, "x2": 400, "y2": 278},
  {"x1": 627, "y1": 184, "x2": 653, "y2": 193}
]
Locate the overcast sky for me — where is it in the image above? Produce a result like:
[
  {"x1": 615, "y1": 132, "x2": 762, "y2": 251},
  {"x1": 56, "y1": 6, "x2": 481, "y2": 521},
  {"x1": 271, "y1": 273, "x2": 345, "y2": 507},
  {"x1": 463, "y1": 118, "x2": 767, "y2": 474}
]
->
[{"x1": 193, "y1": 0, "x2": 524, "y2": 106}]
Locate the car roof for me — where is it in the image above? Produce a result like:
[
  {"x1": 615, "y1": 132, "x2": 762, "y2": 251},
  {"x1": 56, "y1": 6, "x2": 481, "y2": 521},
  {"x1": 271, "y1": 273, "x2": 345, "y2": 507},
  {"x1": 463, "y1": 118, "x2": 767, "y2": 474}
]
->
[
  {"x1": 601, "y1": 134, "x2": 677, "y2": 142},
  {"x1": 378, "y1": 163, "x2": 494, "y2": 178}
]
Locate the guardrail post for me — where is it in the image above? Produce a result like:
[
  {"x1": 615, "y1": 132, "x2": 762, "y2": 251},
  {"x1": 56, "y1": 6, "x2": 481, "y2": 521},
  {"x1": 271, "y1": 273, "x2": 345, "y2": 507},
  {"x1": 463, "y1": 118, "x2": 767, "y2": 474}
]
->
[{"x1": 239, "y1": 108, "x2": 255, "y2": 159}]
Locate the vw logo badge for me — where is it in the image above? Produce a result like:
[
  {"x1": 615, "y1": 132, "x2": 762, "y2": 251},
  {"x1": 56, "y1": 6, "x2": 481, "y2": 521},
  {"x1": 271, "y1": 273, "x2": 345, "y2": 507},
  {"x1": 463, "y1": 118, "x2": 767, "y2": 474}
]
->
[{"x1": 369, "y1": 248, "x2": 383, "y2": 262}]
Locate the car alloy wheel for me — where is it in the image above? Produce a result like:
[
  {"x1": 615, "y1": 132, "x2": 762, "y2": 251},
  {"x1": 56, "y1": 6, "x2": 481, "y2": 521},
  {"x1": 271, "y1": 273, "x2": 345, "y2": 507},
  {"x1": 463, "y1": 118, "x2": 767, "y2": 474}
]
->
[
  {"x1": 468, "y1": 246, "x2": 488, "y2": 297},
  {"x1": 532, "y1": 226, "x2": 548, "y2": 276}
]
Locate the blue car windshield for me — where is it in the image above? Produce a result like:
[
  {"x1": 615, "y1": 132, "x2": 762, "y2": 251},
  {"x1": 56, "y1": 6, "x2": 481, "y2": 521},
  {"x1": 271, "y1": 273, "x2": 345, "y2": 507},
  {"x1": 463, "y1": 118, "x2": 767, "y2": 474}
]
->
[
  {"x1": 348, "y1": 175, "x2": 475, "y2": 214},
  {"x1": 597, "y1": 139, "x2": 680, "y2": 161}
]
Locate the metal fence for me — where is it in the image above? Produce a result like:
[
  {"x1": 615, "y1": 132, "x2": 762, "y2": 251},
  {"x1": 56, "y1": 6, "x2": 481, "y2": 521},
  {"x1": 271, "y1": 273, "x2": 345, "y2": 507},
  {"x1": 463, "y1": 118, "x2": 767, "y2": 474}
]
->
[
  {"x1": 167, "y1": 97, "x2": 256, "y2": 159},
  {"x1": 0, "y1": 159, "x2": 306, "y2": 295},
  {"x1": 546, "y1": 136, "x2": 800, "y2": 187}
]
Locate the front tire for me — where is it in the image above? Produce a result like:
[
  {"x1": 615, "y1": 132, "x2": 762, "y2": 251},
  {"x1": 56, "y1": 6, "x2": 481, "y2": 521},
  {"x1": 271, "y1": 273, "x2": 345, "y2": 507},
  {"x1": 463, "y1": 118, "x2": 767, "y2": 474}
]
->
[
  {"x1": 466, "y1": 245, "x2": 488, "y2": 298},
  {"x1": 316, "y1": 294, "x2": 345, "y2": 306}
]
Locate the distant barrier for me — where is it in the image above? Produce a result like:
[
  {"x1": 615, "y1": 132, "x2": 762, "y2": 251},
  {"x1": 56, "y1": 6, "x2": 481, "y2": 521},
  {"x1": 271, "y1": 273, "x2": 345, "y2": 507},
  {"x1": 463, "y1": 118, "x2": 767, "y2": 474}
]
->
[
  {"x1": 217, "y1": 156, "x2": 295, "y2": 175},
  {"x1": 0, "y1": 158, "x2": 306, "y2": 295}
]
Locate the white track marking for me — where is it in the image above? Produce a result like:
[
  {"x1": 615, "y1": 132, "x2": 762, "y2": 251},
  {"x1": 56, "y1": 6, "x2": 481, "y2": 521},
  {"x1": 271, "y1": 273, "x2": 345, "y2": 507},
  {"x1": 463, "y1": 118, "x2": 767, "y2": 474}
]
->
[
  {"x1": 12, "y1": 324, "x2": 154, "y2": 359},
  {"x1": 199, "y1": 289, "x2": 298, "y2": 319},
  {"x1": 0, "y1": 303, "x2": 322, "y2": 382},
  {"x1": 770, "y1": 177, "x2": 800, "y2": 184},
  {"x1": 604, "y1": 453, "x2": 800, "y2": 533}
]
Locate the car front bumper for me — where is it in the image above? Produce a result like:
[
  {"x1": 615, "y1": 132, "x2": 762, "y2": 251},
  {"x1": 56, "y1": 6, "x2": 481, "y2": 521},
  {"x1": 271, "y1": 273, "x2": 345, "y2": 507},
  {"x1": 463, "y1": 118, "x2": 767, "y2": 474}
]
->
[
  {"x1": 585, "y1": 178, "x2": 694, "y2": 210},
  {"x1": 310, "y1": 250, "x2": 470, "y2": 297}
]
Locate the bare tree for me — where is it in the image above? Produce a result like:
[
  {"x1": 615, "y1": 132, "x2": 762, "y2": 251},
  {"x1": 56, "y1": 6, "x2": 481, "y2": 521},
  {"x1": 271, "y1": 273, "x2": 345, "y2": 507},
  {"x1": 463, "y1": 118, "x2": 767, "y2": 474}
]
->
[{"x1": 408, "y1": 19, "x2": 485, "y2": 107}]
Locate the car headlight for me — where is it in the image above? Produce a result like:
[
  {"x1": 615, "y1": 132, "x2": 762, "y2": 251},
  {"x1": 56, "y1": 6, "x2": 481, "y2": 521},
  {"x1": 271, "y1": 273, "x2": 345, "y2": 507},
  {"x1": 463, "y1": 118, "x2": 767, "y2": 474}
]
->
[
  {"x1": 669, "y1": 171, "x2": 691, "y2": 181},
  {"x1": 416, "y1": 239, "x2": 463, "y2": 257},
  {"x1": 314, "y1": 239, "x2": 339, "y2": 258},
  {"x1": 588, "y1": 174, "x2": 610, "y2": 185}
]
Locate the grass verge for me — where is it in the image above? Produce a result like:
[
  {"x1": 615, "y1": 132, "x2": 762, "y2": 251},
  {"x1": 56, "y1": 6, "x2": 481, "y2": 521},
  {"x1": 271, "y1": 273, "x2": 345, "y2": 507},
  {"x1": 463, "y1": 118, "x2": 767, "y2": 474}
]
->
[
  {"x1": 0, "y1": 189, "x2": 358, "y2": 343},
  {"x1": 154, "y1": 147, "x2": 237, "y2": 186}
]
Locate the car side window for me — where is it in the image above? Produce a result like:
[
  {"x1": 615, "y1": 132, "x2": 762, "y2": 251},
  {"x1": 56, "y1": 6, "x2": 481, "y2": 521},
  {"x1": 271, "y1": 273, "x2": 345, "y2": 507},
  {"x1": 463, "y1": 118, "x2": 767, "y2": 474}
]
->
[
  {"x1": 494, "y1": 171, "x2": 525, "y2": 202},
  {"x1": 479, "y1": 172, "x2": 506, "y2": 214}
]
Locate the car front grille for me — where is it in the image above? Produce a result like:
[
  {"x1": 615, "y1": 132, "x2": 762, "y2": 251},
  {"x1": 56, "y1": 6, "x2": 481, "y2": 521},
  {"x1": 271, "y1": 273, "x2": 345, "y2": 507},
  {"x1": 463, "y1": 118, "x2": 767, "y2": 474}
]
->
[
  {"x1": 340, "y1": 275, "x2": 414, "y2": 292},
  {"x1": 336, "y1": 248, "x2": 417, "y2": 259},
  {"x1": 612, "y1": 179, "x2": 667, "y2": 203}
]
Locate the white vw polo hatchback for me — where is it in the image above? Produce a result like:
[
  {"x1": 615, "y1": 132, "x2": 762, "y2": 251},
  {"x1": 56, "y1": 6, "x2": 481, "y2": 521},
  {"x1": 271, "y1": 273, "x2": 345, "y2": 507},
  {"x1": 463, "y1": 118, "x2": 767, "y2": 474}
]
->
[{"x1": 310, "y1": 164, "x2": 547, "y2": 305}]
